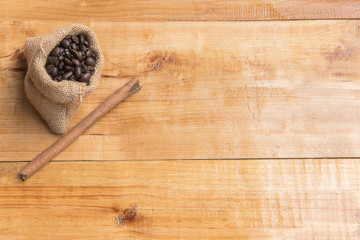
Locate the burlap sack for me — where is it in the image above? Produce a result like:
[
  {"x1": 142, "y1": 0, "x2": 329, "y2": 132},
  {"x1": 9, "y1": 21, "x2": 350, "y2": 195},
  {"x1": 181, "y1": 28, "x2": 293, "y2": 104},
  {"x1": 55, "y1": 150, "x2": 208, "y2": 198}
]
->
[{"x1": 24, "y1": 24, "x2": 104, "y2": 134}]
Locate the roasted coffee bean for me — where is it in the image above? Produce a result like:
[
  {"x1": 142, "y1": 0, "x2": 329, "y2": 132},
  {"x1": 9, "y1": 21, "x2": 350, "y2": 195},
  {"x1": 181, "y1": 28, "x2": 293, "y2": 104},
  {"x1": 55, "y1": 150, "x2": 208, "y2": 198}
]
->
[
  {"x1": 70, "y1": 49, "x2": 81, "y2": 59},
  {"x1": 58, "y1": 61, "x2": 64, "y2": 70},
  {"x1": 71, "y1": 43, "x2": 78, "y2": 50},
  {"x1": 72, "y1": 58, "x2": 80, "y2": 66},
  {"x1": 59, "y1": 47, "x2": 64, "y2": 54},
  {"x1": 59, "y1": 55, "x2": 64, "y2": 61},
  {"x1": 80, "y1": 72, "x2": 91, "y2": 82},
  {"x1": 51, "y1": 67, "x2": 58, "y2": 77},
  {"x1": 61, "y1": 39, "x2": 70, "y2": 48},
  {"x1": 62, "y1": 71, "x2": 73, "y2": 80},
  {"x1": 74, "y1": 66, "x2": 82, "y2": 79},
  {"x1": 65, "y1": 49, "x2": 72, "y2": 59},
  {"x1": 85, "y1": 57, "x2": 95, "y2": 66},
  {"x1": 78, "y1": 51, "x2": 84, "y2": 61},
  {"x1": 51, "y1": 47, "x2": 61, "y2": 56},
  {"x1": 46, "y1": 64, "x2": 54, "y2": 74},
  {"x1": 80, "y1": 34, "x2": 85, "y2": 44},
  {"x1": 64, "y1": 65, "x2": 72, "y2": 71},
  {"x1": 53, "y1": 57, "x2": 59, "y2": 66},
  {"x1": 72, "y1": 35, "x2": 79, "y2": 44},
  {"x1": 85, "y1": 49, "x2": 93, "y2": 58},
  {"x1": 80, "y1": 45, "x2": 87, "y2": 52},
  {"x1": 64, "y1": 57, "x2": 73, "y2": 66}
]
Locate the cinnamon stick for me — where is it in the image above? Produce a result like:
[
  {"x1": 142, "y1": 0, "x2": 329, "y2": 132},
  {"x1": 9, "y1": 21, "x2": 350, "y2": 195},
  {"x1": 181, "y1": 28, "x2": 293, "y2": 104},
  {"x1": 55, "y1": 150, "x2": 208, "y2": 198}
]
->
[{"x1": 19, "y1": 77, "x2": 141, "y2": 181}]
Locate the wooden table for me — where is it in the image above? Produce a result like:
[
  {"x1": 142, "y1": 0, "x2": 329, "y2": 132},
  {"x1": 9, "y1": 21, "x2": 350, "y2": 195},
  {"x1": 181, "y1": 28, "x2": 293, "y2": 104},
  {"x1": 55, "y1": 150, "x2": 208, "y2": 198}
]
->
[{"x1": 1, "y1": 1, "x2": 360, "y2": 239}]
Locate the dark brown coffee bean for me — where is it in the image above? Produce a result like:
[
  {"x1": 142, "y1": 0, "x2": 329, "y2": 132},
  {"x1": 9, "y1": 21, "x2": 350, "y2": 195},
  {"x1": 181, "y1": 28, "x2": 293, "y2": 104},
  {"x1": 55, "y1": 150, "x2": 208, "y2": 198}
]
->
[
  {"x1": 85, "y1": 57, "x2": 95, "y2": 66},
  {"x1": 70, "y1": 49, "x2": 81, "y2": 59},
  {"x1": 58, "y1": 61, "x2": 64, "y2": 70},
  {"x1": 81, "y1": 64, "x2": 87, "y2": 72},
  {"x1": 78, "y1": 51, "x2": 84, "y2": 61},
  {"x1": 64, "y1": 65, "x2": 72, "y2": 71},
  {"x1": 61, "y1": 39, "x2": 70, "y2": 49},
  {"x1": 85, "y1": 49, "x2": 93, "y2": 58},
  {"x1": 80, "y1": 72, "x2": 91, "y2": 82},
  {"x1": 84, "y1": 41, "x2": 89, "y2": 47},
  {"x1": 72, "y1": 58, "x2": 80, "y2": 66},
  {"x1": 62, "y1": 71, "x2": 73, "y2": 80},
  {"x1": 58, "y1": 55, "x2": 64, "y2": 61},
  {"x1": 59, "y1": 47, "x2": 64, "y2": 54},
  {"x1": 80, "y1": 45, "x2": 87, "y2": 52},
  {"x1": 51, "y1": 67, "x2": 58, "y2": 77},
  {"x1": 46, "y1": 64, "x2": 54, "y2": 74},
  {"x1": 72, "y1": 35, "x2": 79, "y2": 44},
  {"x1": 65, "y1": 49, "x2": 71, "y2": 59},
  {"x1": 71, "y1": 43, "x2": 78, "y2": 50},
  {"x1": 79, "y1": 34, "x2": 85, "y2": 44},
  {"x1": 64, "y1": 58, "x2": 73, "y2": 66},
  {"x1": 87, "y1": 66, "x2": 94, "y2": 71},
  {"x1": 51, "y1": 47, "x2": 61, "y2": 56},
  {"x1": 74, "y1": 66, "x2": 82, "y2": 78},
  {"x1": 53, "y1": 57, "x2": 59, "y2": 66}
]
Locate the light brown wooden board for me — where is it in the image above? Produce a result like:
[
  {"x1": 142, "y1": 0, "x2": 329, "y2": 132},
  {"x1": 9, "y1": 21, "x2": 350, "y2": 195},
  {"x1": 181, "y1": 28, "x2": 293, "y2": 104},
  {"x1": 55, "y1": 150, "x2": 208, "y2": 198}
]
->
[
  {"x1": 0, "y1": 159, "x2": 359, "y2": 239},
  {"x1": 0, "y1": 0, "x2": 360, "y2": 21},
  {"x1": 1, "y1": 20, "x2": 360, "y2": 161}
]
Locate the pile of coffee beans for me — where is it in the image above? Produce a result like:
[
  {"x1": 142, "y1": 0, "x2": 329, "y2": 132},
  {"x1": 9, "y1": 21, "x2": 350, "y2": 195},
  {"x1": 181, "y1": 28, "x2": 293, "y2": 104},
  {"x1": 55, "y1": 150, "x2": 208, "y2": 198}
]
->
[{"x1": 45, "y1": 34, "x2": 96, "y2": 83}]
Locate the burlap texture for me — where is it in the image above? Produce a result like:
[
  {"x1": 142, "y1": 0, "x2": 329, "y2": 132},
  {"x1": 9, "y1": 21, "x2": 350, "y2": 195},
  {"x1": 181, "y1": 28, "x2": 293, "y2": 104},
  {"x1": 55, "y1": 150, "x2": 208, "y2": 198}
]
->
[{"x1": 24, "y1": 24, "x2": 104, "y2": 134}]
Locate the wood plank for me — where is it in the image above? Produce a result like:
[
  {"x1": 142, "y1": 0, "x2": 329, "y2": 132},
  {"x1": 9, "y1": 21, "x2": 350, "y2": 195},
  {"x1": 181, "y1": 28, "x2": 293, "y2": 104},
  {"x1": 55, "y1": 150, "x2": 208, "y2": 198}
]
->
[
  {"x1": 1, "y1": 0, "x2": 360, "y2": 21},
  {"x1": 1, "y1": 20, "x2": 360, "y2": 161},
  {"x1": 0, "y1": 159, "x2": 359, "y2": 239}
]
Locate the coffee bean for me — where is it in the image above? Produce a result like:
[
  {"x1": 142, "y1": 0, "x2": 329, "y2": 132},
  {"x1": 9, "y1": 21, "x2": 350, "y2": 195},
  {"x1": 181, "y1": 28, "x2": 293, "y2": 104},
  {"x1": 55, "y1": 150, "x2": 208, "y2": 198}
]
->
[
  {"x1": 64, "y1": 58, "x2": 73, "y2": 66},
  {"x1": 80, "y1": 45, "x2": 87, "y2": 52},
  {"x1": 80, "y1": 72, "x2": 91, "y2": 82},
  {"x1": 72, "y1": 58, "x2": 80, "y2": 66},
  {"x1": 58, "y1": 61, "x2": 64, "y2": 70},
  {"x1": 85, "y1": 57, "x2": 95, "y2": 66},
  {"x1": 59, "y1": 47, "x2": 64, "y2": 54},
  {"x1": 80, "y1": 34, "x2": 85, "y2": 44},
  {"x1": 84, "y1": 41, "x2": 89, "y2": 47},
  {"x1": 70, "y1": 49, "x2": 81, "y2": 59},
  {"x1": 51, "y1": 47, "x2": 61, "y2": 56},
  {"x1": 51, "y1": 67, "x2": 58, "y2": 77},
  {"x1": 74, "y1": 66, "x2": 82, "y2": 79},
  {"x1": 62, "y1": 71, "x2": 73, "y2": 80},
  {"x1": 59, "y1": 55, "x2": 64, "y2": 61},
  {"x1": 78, "y1": 51, "x2": 84, "y2": 61},
  {"x1": 64, "y1": 65, "x2": 72, "y2": 71},
  {"x1": 61, "y1": 39, "x2": 70, "y2": 49},
  {"x1": 53, "y1": 57, "x2": 59, "y2": 66},
  {"x1": 72, "y1": 35, "x2": 79, "y2": 44},
  {"x1": 65, "y1": 49, "x2": 71, "y2": 59},
  {"x1": 85, "y1": 49, "x2": 93, "y2": 58},
  {"x1": 46, "y1": 64, "x2": 54, "y2": 74},
  {"x1": 71, "y1": 43, "x2": 78, "y2": 50}
]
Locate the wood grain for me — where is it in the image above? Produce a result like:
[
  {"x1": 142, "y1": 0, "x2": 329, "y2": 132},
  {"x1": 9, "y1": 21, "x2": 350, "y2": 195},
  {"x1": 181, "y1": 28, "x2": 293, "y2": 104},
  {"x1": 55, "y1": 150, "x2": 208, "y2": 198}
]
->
[
  {"x1": 0, "y1": 159, "x2": 359, "y2": 239},
  {"x1": 1, "y1": 20, "x2": 360, "y2": 161},
  {"x1": 1, "y1": 0, "x2": 360, "y2": 21}
]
